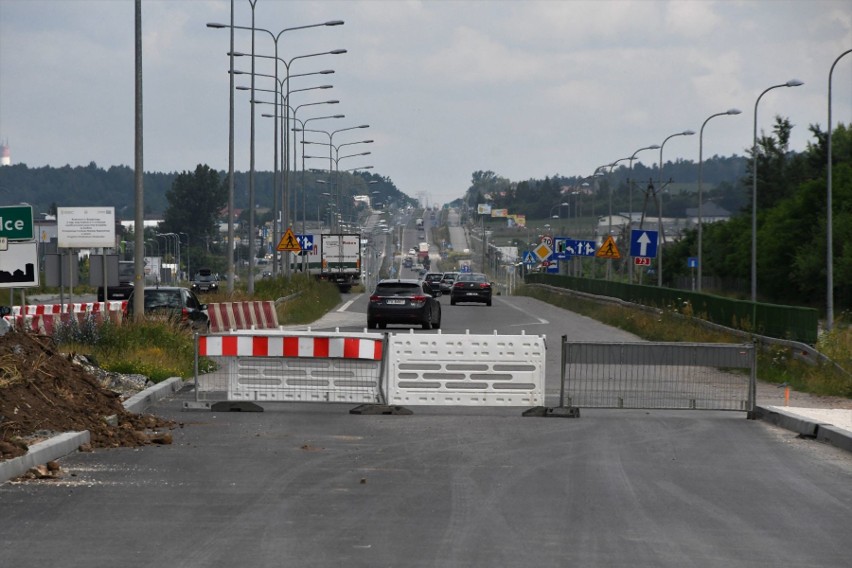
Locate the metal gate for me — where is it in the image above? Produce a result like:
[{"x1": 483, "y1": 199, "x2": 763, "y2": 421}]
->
[{"x1": 559, "y1": 340, "x2": 756, "y2": 412}]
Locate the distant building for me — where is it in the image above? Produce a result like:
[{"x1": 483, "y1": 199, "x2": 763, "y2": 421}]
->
[{"x1": 0, "y1": 140, "x2": 10, "y2": 166}]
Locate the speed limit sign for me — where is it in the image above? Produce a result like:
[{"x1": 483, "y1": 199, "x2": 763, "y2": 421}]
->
[{"x1": 542, "y1": 236, "x2": 553, "y2": 247}]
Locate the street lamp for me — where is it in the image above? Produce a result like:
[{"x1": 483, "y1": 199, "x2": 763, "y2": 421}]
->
[
  {"x1": 208, "y1": 18, "x2": 345, "y2": 288},
  {"x1": 626, "y1": 144, "x2": 659, "y2": 283},
  {"x1": 697, "y1": 108, "x2": 741, "y2": 292},
  {"x1": 232, "y1": 49, "x2": 346, "y2": 279},
  {"x1": 549, "y1": 202, "x2": 569, "y2": 219},
  {"x1": 751, "y1": 79, "x2": 803, "y2": 303},
  {"x1": 826, "y1": 50, "x2": 851, "y2": 330},
  {"x1": 297, "y1": 124, "x2": 370, "y2": 231},
  {"x1": 657, "y1": 130, "x2": 695, "y2": 286}
]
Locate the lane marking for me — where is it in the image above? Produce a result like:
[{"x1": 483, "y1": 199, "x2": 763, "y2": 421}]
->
[
  {"x1": 337, "y1": 295, "x2": 361, "y2": 312},
  {"x1": 501, "y1": 297, "x2": 548, "y2": 325}
]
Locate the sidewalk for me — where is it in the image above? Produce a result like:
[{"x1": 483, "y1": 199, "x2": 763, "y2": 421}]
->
[{"x1": 754, "y1": 405, "x2": 852, "y2": 452}]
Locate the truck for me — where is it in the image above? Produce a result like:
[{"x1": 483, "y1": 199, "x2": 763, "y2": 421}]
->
[
  {"x1": 417, "y1": 242, "x2": 430, "y2": 265},
  {"x1": 97, "y1": 260, "x2": 135, "y2": 302},
  {"x1": 298, "y1": 234, "x2": 362, "y2": 293}
]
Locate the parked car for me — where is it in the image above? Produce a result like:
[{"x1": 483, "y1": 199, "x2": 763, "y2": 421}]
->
[
  {"x1": 367, "y1": 279, "x2": 442, "y2": 330},
  {"x1": 191, "y1": 269, "x2": 219, "y2": 293},
  {"x1": 439, "y1": 272, "x2": 459, "y2": 294},
  {"x1": 126, "y1": 286, "x2": 209, "y2": 332},
  {"x1": 450, "y1": 272, "x2": 493, "y2": 306}
]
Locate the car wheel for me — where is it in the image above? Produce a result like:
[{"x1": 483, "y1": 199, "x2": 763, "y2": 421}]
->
[
  {"x1": 486, "y1": 299, "x2": 492, "y2": 306},
  {"x1": 450, "y1": 297, "x2": 456, "y2": 306},
  {"x1": 422, "y1": 308, "x2": 432, "y2": 330},
  {"x1": 433, "y1": 308, "x2": 441, "y2": 329},
  {"x1": 367, "y1": 318, "x2": 376, "y2": 329}
]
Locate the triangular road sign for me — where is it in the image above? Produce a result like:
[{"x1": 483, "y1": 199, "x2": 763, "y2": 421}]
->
[
  {"x1": 595, "y1": 235, "x2": 621, "y2": 259},
  {"x1": 276, "y1": 227, "x2": 302, "y2": 252}
]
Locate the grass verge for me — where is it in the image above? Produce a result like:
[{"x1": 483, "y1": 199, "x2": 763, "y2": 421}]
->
[
  {"x1": 52, "y1": 275, "x2": 341, "y2": 381},
  {"x1": 517, "y1": 284, "x2": 852, "y2": 399}
]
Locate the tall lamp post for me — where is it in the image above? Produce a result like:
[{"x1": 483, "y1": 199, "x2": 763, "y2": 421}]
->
[
  {"x1": 826, "y1": 49, "x2": 851, "y2": 331},
  {"x1": 296, "y1": 125, "x2": 370, "y2": 230},
  {"x1": 698, "y1": 108, "x2": 741, "y2": 292},
  {"x1": 657, "y1": 130, "x2": 694, "y2": 287},
  {"x1": 751, "y1": 79, "x2": 803, "y2": 303},
  {"x1": 626, "y1": 144, "x2": 659, "y2": 283},
  {"x1": 207, "y1": 19, "x2": 344, "y2": 289}
]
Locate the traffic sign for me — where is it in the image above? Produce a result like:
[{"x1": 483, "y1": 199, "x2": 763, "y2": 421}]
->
[
  {"x1": 0, "y1": 204, "x2": 34, "y2": 241},
  {"x1": 688, "y1": 257, "x2": 698, "y2": 268},
  {"x1": 295, "y1": 233, "x2": 314, "y2": 251},
  {"x1": 522, "y1": 250, "x2": 536, "y2": 264},
  {"x1": 276, "y1": 228, "x2": 302, "y2": 252},
  {"x1": 553, "y1": 237, "x2": 571, "y2": 260},
  {"x1": 533, "y1": 242, "x2": 552, "y2": 262},
  {"x1": 634, "y1": 257, "x2": 651, "y2": 266},
  {"x1": 595, "y1": 236, "x2": 621, "y2": 259},
  {"x1": 564, "y1": 239, "x2": 597, "y2": 257},
  {"x1": 0, "y1": 241, "x2": 39, "y2": 288},
  {"x1": 630, "y1": 229, "x2": 658, "y2": 258}
]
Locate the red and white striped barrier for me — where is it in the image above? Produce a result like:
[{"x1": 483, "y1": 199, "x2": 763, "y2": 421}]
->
[
  {"x1": 195, "y1": 331, "x2": 386, "y2": 404},
  {"x1": 11, "y1": 301, "x2": 127, "y2": 316},
  {"x1": 199, "y1": 334, "x2": 383, "y2": 361},
  {"x1": 207, "y1": 301, "x2": 278, "y2": 333},
  {"x1": 5, "y1": 302, "x2": 128, "y2": 334}
]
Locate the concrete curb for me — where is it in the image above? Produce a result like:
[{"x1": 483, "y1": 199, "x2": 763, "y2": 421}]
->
[
  {"x1": 122, "y1": 376, "x2": 185, "y2": 414},
  {"x1": 1, "y1": 376, "x2": 185, "y2": 484},
  {"x1": 0, "y1": 431, "x2": 91, "y2": 483},
  {"x1": 754, "y1": 405, "x2": 852, "y2": 453}
]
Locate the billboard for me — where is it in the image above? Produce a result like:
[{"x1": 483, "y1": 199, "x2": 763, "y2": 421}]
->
[{"x1": 57, "y1": 207, "x2": 115, "y2": 249}]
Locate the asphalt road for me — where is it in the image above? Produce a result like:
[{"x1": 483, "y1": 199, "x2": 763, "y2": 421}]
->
[{"x1": 3, "y1": 280, "x2": 852, "y2": 566}]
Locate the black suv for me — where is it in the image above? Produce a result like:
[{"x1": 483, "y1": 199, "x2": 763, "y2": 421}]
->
[
  {"x1": 126, "y1": 286, "x2": 209, "y2": 332},
  {"x1": 367, "y1": 279, "x2": 441, "y2": 330}
]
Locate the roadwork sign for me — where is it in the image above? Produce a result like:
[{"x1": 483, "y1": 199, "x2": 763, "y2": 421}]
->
[{"x1": 595, "y1": 236, "x2": 621, "y2": 259}]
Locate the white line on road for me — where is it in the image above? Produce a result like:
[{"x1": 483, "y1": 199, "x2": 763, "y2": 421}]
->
[
  {"x1": 337, "y1": 295, "x2": 362, "y2": 312},
  {"x1": 501, "y1": 297, "x2": 549, "y2": 325}
]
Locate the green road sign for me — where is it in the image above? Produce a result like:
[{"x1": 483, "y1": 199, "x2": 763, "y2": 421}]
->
[{"x1": 0, "y1": 205, "x2": 34, "y2": 241}]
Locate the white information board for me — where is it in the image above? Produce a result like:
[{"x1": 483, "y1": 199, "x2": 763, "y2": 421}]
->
[{"x1": 57, "y1": 207, "x2": 115, "y2": 249}]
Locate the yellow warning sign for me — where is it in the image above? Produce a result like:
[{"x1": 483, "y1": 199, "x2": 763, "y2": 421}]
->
[
  {"x1": 595, "y1": 235, "x2": 621, "y2": 259},
  {"x1": 276, "y1": 228, "x2": 301, "y2": 252}
]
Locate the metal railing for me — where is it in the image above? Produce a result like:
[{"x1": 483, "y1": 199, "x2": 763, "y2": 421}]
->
[{"x1": 559, "y1": 339, "x2": 756, "y2": 412}]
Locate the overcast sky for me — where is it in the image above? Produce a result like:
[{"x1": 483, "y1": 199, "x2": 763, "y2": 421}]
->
[{"x1": 1, "y1": 0, "x2": 850, "y2": 207}]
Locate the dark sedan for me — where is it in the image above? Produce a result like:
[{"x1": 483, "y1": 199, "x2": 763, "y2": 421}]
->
[
  {"x1": 450, "y1": 273, "x2": 492, "y2": 306},
  {"x1": 367, "y1": 279, "x2": 442, "y2": 330},
  {"x1": 126, "y1": 286, "x2": 209, "y2": 332}
]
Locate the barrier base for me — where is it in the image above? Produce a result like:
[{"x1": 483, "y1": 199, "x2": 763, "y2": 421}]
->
[
  {"x1": 211, "y1": 401, "x2": 264, "y2": 413},
  {"x1": 183, "y1": 401, "x2": 215, "y2": 411},
  {"x1": 350, "y1": 404, "x2": 413, "y2": 416},
  {"x1": 523, "y1": 406, "x2": 581, "y2": 418}
]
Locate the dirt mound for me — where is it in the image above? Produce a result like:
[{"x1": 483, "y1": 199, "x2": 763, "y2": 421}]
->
[{"x1": 0, "y1": 331, "x2": 174, "y2": 461}]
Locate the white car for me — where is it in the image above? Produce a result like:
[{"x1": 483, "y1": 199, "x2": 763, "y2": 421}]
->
[{"x1": 408, "y1": 248, "x2": 417, "y2": 255}]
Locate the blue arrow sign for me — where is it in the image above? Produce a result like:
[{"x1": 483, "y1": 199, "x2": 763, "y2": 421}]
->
[
  {"x1": 295, "y1": 234, "x2": 314, "y2": 251},
  {"x1": 564, "y1": 239, "x2": 597, "y2": 257},
  {"x1": 630, "y1": 229, "x2": 658, "y2": 258}
]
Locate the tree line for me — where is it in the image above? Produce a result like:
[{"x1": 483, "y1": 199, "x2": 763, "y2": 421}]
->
[{"x1": 462, "y1": 120, "x2": 852, "y2": 313}]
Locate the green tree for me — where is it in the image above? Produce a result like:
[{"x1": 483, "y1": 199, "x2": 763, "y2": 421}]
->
[{"x1": 159, "y1": 164, "x2": 227, "y2": 247}]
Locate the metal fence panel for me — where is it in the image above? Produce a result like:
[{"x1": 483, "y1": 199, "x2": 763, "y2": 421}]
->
[{"x1": 562, "y1": 341, "x2": 755, "y2": 411}]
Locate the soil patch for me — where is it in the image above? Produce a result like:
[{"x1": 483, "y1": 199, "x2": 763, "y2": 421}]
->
[{"x1": 0, "y1": 331, "x2": 174, "y2": 461}]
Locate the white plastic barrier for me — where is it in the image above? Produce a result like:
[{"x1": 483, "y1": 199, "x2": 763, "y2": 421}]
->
[
  {"x1": 198, "y1": 331, "x2": 386, "y2": 403},
  {"x1": 386, "y1": 331, "x2": 545, "y2": 406}
]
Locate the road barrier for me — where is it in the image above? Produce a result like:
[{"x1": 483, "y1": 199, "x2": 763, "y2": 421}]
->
[
  {"x1": 207, "y1": 301, "x2": 278, "y2": 332},
  {"x1": 386, "y1": 330, "x2": 546, "y2": 406},
  {"x1": 195, "y1": 331, "x2": 386, "y2": 404},
  {"x1": 6, "y1": 301, "x2": 127, "y2": 334},
  {"x1": 558, "y1": 340, "x2": 756, "y2": 412}
]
